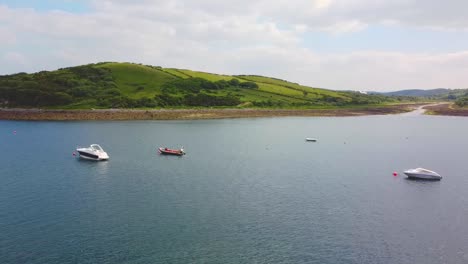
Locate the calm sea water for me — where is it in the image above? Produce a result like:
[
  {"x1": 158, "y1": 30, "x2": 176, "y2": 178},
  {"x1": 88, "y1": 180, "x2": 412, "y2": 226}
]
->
[{"x1": 1, "y1": 113, "x2": 468, "y2": 264}]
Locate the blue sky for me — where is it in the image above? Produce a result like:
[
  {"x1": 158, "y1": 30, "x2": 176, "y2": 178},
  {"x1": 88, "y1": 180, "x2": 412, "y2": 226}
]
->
[
  {"x1": 1, "y1": 0, "x2": 468, "y2": 91},
  {"x1": 1, "y1": 0, "x2": 89, "y2": 13}
]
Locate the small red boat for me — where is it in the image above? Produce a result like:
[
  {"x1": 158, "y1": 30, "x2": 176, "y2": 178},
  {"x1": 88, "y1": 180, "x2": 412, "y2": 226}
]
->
[{"x1": 158, "y1": 147, "x2": 185, "y2": 156}]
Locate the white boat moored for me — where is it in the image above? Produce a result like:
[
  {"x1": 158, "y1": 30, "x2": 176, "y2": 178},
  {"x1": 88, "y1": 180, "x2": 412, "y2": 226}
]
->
[
  {"x1": 305, "y1": 138, "x2": 317, "y2": 142},
  {"x1": 404, "y1": 168, "x2": 442, "y2": 180},
  {"x1": 76, "y1": 144, "x2": 109, "y2": 161}
]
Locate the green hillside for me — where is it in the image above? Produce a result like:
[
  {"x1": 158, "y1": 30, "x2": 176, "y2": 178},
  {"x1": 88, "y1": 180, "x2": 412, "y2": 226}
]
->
[{"x1": 0, "y1": 62, "x2": 403, "y2": 109}]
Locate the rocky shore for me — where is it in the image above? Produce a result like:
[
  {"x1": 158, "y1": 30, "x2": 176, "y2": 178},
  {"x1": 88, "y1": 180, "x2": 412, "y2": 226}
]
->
[
  {"x1": 0, "y1": 104, "x2": 422, "y2": 121},
  {"x1": 424, "y1": 103, "x2": 468, "y2": 116}
]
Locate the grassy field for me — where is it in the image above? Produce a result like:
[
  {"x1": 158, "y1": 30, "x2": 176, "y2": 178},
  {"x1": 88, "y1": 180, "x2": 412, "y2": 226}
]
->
[
  {"x1": 0, "y1": 62, "x2": 410, "y2": 109},
  {"x1": 95, "y1": 63, "x2": 177, "y2": 98},
  {"x1": 237, "y1": 75, "x2": 343, "y2": 96},
  {"x1": 160, "y1": 68, "x2": 192, "y2": 79},
  {"x1": 175, "y1": 69, "x2": 236, "y2": 82}
]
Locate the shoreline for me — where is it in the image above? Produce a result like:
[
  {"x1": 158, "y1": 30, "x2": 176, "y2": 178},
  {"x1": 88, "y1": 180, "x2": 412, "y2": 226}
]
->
[
  {"x1": 424, "y1": 103, "x2": 468, "y2": 116},
  {"x1": 0, "y1": 104, "x2": 426, "y2": 121}
]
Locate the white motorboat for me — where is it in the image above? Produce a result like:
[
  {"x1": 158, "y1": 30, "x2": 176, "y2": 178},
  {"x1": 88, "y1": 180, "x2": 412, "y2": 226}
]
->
[
  {"x1": 76, "y1": 144, "x2": 109, "y2": 161},
  {"x1": 306, "y1": 138, "x2": 317, "y2": 142},
  {"x1": 404, "y1": 168, "x2": 442, "y2": 180}
]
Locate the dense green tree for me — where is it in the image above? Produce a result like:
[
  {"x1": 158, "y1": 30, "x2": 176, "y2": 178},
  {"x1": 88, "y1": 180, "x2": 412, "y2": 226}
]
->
[
  {"x1": 455, "y1": 97, "x2": 468, "y2": 107},
  {"x1": 184, "y1": 93, "x2": 240, "y2": 106},
  {"x1": 229, "y1": 78, "x2": 240, "y2": 86},
  {"x1": 239, "y1": 81, "x2": 258, "y2": 89}
]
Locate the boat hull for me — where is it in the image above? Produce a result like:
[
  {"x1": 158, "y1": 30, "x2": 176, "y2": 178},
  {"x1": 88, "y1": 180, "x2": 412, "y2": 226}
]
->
[
  {"x1": 77, "y1": 150, "x2": 109, "y2": 161},
  {"x1": 404, "y1": 173, "x2": 442, "y2": 180},
  {"x1": 158, "y1": 148, "x2": 185, "y2": 156}
]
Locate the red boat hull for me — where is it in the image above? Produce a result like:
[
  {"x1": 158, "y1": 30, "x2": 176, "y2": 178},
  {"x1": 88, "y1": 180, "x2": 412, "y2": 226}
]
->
[{"x1": 158, "y1": 148, "x2": 185, "y2": 156}]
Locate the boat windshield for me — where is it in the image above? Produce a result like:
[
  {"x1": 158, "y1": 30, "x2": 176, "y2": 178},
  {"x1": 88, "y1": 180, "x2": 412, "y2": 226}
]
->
[
  {"x1": 91, "y1": 144, "x2": 103, "y2": 151},
  {"x1": 416, "y1": 168, "x2": 434, "y2": 173}
]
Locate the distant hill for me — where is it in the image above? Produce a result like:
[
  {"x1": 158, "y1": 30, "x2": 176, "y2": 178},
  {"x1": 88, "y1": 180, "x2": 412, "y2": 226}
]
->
[
  {"x1": 0, "y1": 62, "x2": 405, "y2": 109},
  {"x1": 379, "y1": 89, "x2": 451, "y2": 97},
  {"x1": 372, "y1": 88, "x2": 468, "y2": 99}
]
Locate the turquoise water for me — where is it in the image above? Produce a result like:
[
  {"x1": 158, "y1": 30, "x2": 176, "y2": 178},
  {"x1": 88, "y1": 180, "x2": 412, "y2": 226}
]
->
[{"x1": 1, "y1": 114, "x2": 468, "y2": 263}]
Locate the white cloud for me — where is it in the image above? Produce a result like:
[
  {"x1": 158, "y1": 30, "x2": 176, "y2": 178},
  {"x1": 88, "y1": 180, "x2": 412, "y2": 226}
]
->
[
  {"x1": 315, "y1": 0, "x2": 332, "y2": 9},
  {"x1": 0, "y1": 26, "x2": 17, "y2": 45},
  {"x1": 302, "y1": 51, "x2": 468, "y2": 91},
  {"x1": 1, "y1": 1, "x2": 468, "y2": 91},
  {"x1": 4, "y1": 52, "x2": 27, "y2": 64},
  {"x1": 320, "y1": 20, "x2": 368, "y2": 34}
]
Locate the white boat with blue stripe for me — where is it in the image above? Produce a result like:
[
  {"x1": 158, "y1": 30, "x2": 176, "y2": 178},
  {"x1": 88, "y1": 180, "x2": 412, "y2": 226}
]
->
[{"x1": 76, "y1": 144, "x2": 109, "y2": 161}]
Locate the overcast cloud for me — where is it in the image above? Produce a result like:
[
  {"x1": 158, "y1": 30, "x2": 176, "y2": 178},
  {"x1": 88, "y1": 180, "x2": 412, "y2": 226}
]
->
[{"x1": 1, "y1": 0, "x2": 468, "y2": 91}]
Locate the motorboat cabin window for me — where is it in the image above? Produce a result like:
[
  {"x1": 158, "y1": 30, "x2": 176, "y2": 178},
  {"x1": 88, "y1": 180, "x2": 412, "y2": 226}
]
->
[{"x1": 91, "y1": 144, "x2": 103, "y2": 151}]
